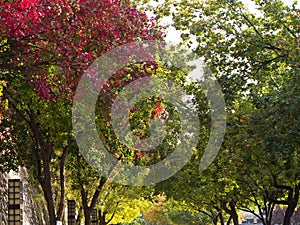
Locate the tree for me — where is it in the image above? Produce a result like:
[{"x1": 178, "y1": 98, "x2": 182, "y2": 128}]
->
[
  {"x1": 66, "y1": 147, "x2": 155, "y2": 225},
  {"x1": 0, "y1": 0, "x2": 162, "y2": 224},
  {"x1": 150, "y1": 0, "x2": 299, "y2": 224}
]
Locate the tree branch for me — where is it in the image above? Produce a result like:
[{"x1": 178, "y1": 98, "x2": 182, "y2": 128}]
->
[
  {"x1": 89, "y1": 176, "x2": 107, "y2": 210},
  {"x1": 106, "y1": 202, "x2": 120, "y2": 224},
  {"x1": 57, "y1": 138, "x2": 73, "y2": 220}
]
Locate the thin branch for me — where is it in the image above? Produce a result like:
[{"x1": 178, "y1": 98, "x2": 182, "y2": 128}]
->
[
  {"x1": 278, "y1": 18, "x2": 298, "y2": 39},
  {"x1": 272, "y1": 174, "x2": 293, "y2": 191},
  {"x1": 227, "y1": 2, "x2": 263, "y2": 39},
  {"x1": 5, "y1": 94, "x2": 30, "y2": 124},
  {"x1": 33, "y1": 145, "x2": 43, "y2": 185},
  {"x1": 106, "y1": 202, "x2": 120, "y2": 224}
]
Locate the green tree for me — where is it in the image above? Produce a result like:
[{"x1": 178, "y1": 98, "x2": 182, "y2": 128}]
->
[{"x1": 150, "y1": 0, "x2": 299, "y2": 225}]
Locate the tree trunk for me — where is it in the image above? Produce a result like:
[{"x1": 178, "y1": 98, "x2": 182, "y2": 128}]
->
[
  {"x1": 283, "y1": 206, "x2": 293, "y2": 225},
  {"x1": 100, "y1": 211, "x2": 107, "y2": 225},
  {"x1": 211, "y1": 210, "x2": 219, "y2": 225},
  {"x1": 41, "y1": 146, "x2": 56, "y2": 225},
  {"x1": 221, "y1": 200, "x2": 239, "y2": 225},
  {"x1": 30, "y1": 111, "x2": 57, "y2": 225},
  {"x1": 226, "y1": 216, "x2": 232, "y2": 225},
  {"x1": 231, "y1": 213, "x2": 239, "y2": 225},
  {"x1": 39, "y1": 146, "x2": 68, "y2": 225},
  {"x1": 271, "y1": 176, "x2": 300, "y2": 225},
  {"x1": 283, "y1": 201, "x2": 297, "y2": 225},
  {"x1": 79, "y1": 176, "x2": 108, "y2": 225},
  {"x1": 285, "y1": 185, "x2": 300, "y2": 225},
  {"x1": 81, "y1": 188, "x2": 91, "y2": 225},
  {"x1": 41, "y1": 164, "x2": 56, "y2": 225},
  {"x1": 230, "y1": 202, "x2": 239, "y2": 225},
  {"x1": 83, "y1": 206, "x2": 92, "y2": 225},
  {"x1": 43, "y1": 193, "x2": 56, "y2": 225},
  {"x1": 56, "y1": 144, "x2": 70, "y2": 221},
  {"x1": 81, "y1": 183, "x2": 95, "y2": 225},
  {"x1": 212, "y1": 216, "x2": 218, "y2": 225},
  {"x1": 219, "y1": 212, "x2": 225, "y2": 225}
]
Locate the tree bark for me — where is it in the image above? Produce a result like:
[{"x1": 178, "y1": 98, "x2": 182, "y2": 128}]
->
[
  {"x1": 81, "y1": 185, "x2": 91, "y2": 225},
  {"x1": 230, "y1": 201, "x2": 239, "y2": 225},
  {"x1": 83, "y1": 207, "x2": 92, "y2": 225},
  {"x1": 81, "y1": 178, "x2": 107, "y2": 225},
  {"x1": 99, "y1": 211, "x2": 107, "y2": 225},
  {"x1": 30, "y1": 111, "x2": 56, "y2": 225},
  {"x1": 211, "y1": 210, "x2": 219, "y2": 225},
  {"x1": 221, "y1": 200, "x2": 239, "y2": 225},
  {"x1": 283, "y1": 186, "x2": 299, "y2": 225},
  {"x1": 41, "y1": 160, "x2": 56, "y2": 225},
  {"x1": 29, "y1": 111, "x2": 70, "y2": 225},
  {"x1": 271, "y1": 175, "x2": 300, "y2": 225},
  {"x1": 56, "y1": 144, "x2": 70, "y2": 221},
  {"x1": 219, "y1": 212, "x2": 225, "y2": 225}
]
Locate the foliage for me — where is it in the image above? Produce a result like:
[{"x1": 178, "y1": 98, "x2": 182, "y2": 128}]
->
[
  {"x1": 0, "y1": 0, "x2": 163, "y2": 224},
  {"x1": 148, "y1": 0, "x2": 300, "y2": 224}
]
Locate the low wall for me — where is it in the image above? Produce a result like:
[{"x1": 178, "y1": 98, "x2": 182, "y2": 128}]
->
[{"x1": 0, "y1": 168, "x2": 48, "y2": 225}]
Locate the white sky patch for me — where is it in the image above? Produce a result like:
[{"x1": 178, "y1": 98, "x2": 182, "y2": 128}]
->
[{"x1": 165, "y1": 26, "x2": 182, "y2": 44}]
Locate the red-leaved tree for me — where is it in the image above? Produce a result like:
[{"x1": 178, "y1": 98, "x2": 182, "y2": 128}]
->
[{"x1": 0, "y1": 0, "x2": 163, "y2": 224}]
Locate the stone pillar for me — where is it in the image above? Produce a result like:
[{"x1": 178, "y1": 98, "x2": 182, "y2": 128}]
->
[
  {"x1": 67, "y1": 200, "x2": 76, "y2": 225},
  {"x1": 8, "y1": 179, "x2": 23, "y2": 225}
]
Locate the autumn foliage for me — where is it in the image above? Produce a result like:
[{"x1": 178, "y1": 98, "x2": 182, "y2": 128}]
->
[
  {"x1": 0, "y1": 1, "x2": 164, "y2": 224},
  {"x1": 0, "y1": 0, "x2": 162, "y2": 100}
]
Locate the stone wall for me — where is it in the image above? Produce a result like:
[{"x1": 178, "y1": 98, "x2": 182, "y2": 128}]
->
[
  {"x1": 0, "y1": 168, "x2": 48, "y2": 225},
  {"x1": 0, "y1": 172, "x2": 8, "y2": 225}
]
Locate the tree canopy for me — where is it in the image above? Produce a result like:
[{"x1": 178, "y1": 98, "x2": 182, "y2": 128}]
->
[{"x1": 1, "y1": 0, "x2": 299, "y2": 224}]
